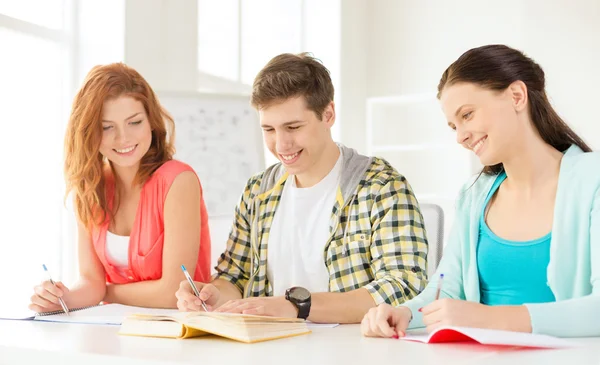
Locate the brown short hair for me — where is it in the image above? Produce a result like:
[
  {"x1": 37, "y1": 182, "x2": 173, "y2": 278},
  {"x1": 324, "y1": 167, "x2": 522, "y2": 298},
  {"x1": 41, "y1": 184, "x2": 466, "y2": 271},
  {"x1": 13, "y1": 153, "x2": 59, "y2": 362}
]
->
[{"x1": 251, "y1": 53, "x2": 334, "y2": 120}]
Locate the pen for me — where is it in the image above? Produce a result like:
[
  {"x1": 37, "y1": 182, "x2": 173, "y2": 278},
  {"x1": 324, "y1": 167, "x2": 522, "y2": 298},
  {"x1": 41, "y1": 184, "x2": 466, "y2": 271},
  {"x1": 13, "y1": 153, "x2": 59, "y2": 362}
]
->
[
  {"x1": 180, "y1": 265, "x2": 209, "y2": 312},
  {"x1": 434, "y1": 273, "x2": 444, "y2": 300},
  {"x1": 42, "y1": 264, "x2": 70, "y2": 316}
]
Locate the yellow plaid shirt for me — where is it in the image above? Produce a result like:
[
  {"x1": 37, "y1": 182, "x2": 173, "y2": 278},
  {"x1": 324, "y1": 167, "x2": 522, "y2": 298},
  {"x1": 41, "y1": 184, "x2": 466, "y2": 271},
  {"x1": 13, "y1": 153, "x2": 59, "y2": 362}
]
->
[{"x1": 214, "y1": 156, "x2": 428, "y2": 306}]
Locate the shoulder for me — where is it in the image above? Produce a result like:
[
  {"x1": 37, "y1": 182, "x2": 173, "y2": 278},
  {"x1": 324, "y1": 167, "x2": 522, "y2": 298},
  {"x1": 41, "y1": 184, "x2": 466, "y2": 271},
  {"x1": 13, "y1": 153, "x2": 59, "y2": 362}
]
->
[
  {"x1": 357, "y1": 157, "x2": 418, "y2": 205},
  {"x1": 166, "y1": 170, "x2": 200, "y2": 200},
  {"x1": 558, "y1": 148, "x2": 600, "y2": 205},
  {"x1": 562, "y1": 148, "x2": 600, "y2": 185},
  {"x1": 146, "y1": 160, "x2": 201, "y2": 202},
  {"x1": 150, "y1": 160, "x2": 199, "y2": 186},
  {"x1": 363, "y1": 157, "x2": 407, "y2": 187},
  {"x1": 153, "y1": 159, "x2": 195, "y2": 178},
  {"x1": 241, "y1": 162, "x2": 286, "y2": 200},
  {"x1": 455, "y1": 171, "x2": 497, "y2": 212}
]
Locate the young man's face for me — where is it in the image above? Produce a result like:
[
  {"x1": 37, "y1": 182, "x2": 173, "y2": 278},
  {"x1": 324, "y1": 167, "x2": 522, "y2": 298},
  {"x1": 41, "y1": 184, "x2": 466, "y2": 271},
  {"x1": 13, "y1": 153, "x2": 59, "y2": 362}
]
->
[{"x1": 259, "y1": 96, "x2": 335, "y2": 177}]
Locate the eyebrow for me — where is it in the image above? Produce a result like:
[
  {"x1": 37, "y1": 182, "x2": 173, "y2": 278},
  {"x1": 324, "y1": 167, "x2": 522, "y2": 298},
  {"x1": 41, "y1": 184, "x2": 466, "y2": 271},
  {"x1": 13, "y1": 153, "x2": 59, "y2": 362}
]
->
[
  {"x1": 102, "y1": 112, "x2": 142, "y2": 123},
  {"x1": 454, "y1": 104, "x2": 473, "y2": 118},
  {"x1": 260, "y1": 120, "x2": 304, "y2": 128}
]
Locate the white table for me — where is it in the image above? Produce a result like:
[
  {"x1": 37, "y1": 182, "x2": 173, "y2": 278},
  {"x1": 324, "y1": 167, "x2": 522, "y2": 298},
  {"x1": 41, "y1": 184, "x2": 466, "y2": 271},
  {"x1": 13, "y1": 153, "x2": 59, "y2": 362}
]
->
[{"x1": 0, "y1": 320, "x2": 599, "y2": 365}]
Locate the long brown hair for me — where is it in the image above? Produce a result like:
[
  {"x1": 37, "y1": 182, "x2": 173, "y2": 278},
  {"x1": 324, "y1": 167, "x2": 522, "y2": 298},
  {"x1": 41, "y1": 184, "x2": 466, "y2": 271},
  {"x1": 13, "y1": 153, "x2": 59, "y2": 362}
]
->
[
  {"x1": 64, "y1": 63, "x2": 175, "y2": 227},
  {"x1": 438, "y1": 44, "x2": 591, "y2": 175}
]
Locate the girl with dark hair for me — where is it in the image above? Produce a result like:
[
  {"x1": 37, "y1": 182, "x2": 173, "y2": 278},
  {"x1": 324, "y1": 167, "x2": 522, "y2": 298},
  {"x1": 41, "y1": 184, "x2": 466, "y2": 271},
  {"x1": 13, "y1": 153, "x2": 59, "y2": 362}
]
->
[{"x1": 362, "y1": 45, "x2": 600, "y2": 338}]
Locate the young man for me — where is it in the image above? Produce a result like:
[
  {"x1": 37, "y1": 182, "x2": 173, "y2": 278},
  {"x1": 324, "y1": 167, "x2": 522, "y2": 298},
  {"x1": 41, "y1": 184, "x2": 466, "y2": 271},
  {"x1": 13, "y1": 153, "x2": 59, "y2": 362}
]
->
[{"x1": 175, "y1": 53, "x2": 428, "y2": 323}]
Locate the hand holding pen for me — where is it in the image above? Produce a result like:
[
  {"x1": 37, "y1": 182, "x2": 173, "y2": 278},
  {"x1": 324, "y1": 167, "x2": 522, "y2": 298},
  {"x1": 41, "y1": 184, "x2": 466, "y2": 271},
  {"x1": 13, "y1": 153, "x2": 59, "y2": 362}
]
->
[
  {"x1": 179, "y1": 265, "x2": 210, "y2": 312},
  {"x1": 28, "y1": 265, "x2": 71, "y2": 315}
]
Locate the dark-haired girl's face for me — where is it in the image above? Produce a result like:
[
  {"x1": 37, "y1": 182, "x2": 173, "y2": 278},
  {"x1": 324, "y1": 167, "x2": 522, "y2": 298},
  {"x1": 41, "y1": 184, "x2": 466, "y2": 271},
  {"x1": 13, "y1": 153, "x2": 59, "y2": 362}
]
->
[{"x1": 440, "y1": 82, "x2": 520, "y2": 166}]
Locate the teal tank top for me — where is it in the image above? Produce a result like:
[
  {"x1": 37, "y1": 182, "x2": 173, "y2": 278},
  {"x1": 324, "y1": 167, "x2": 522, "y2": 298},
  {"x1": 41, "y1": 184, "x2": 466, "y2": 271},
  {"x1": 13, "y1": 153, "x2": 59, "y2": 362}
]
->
[{"x1": 477, "y1": 172, "x2": 556, "y2": 305}]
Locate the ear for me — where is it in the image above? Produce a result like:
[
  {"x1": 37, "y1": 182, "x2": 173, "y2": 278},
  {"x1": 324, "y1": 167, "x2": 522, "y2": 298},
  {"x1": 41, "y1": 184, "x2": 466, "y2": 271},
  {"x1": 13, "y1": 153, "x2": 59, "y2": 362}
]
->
[
  {"x1": 508, "y1": 80, "x2": 528, "y2": 112},
  {"x1": 322, "y1": 101, "x2": 336, "y2": 128}
]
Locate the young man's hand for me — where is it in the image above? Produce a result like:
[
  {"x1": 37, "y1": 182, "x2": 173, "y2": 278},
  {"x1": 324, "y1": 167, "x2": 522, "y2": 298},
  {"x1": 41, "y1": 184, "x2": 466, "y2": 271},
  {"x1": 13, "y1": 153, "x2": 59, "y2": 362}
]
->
[
  {"x1": 214, "y1": 296, "x2": 298, "y2": 318},
  {"x1": 175, "y1": 280, "x2": 220, "y2": 311}
]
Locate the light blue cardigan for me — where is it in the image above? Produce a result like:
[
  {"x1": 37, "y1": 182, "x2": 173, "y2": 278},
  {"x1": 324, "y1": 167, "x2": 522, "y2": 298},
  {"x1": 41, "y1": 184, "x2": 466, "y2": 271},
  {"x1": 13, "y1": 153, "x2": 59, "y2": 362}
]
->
[{"x1": 402, "y1": 145, "x2": 600, "y2": 337}]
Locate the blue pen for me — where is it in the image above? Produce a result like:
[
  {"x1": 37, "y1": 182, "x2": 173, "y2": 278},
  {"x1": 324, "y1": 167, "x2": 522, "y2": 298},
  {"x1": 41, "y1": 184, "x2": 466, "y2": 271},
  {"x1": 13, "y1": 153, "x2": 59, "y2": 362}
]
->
[
  {"x1": 181, "y1": 265, "x2": 209, "y2": 312},
  {"x1": 42, "y1": 264, "x2": 70, "y2": 316}
]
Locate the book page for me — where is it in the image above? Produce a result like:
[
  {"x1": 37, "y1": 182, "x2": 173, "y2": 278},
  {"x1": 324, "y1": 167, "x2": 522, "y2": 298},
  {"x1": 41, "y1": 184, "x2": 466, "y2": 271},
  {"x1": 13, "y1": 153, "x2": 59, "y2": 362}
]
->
[
  {"x1": 34, "y1": 304, "x2": 179, "y2": 325},
  {"x1": 306, "y1": 321, "x2": 339, "y2": 328},
  {"x1": 165, "y1": 311, "x2": 305, "y2": 323}
]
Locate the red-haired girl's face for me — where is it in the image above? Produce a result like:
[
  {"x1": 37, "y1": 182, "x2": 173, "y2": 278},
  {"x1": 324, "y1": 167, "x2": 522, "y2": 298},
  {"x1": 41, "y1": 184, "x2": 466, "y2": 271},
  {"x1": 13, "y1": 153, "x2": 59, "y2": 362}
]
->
[{"x1": 99, "y1": 95, "x2": 152, "y2": 171}]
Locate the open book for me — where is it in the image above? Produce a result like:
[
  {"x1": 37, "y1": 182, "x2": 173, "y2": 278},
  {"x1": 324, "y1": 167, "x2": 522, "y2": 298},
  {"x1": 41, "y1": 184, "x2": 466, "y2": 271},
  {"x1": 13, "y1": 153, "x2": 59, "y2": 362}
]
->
[
  {"x1": 119, "y1": 311, "x2": 311, "y2": 343},
  {"x1": 402, "y1": 326, "x2": 579, "y2": 348}
]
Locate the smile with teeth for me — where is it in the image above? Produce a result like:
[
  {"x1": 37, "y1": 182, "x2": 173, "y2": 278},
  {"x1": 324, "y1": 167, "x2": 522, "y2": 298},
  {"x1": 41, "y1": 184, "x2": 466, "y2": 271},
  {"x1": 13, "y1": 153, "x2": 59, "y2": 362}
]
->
[
  {"x1": 114, "y1": 145, "x2": 137, "y2": 154},
  {"x1": 472, "y1": 137, "x2": 487, "y2": 155},
  {"x1": 280, "y1": 151, "x2": 300, "y2": 161}
]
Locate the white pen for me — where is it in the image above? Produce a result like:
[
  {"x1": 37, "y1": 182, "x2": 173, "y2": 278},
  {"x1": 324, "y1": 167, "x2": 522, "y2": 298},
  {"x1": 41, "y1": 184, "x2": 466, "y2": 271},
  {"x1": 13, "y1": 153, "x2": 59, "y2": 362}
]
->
[
  {"x1": 42, "y1": 264, "x2": 70, "y2": 316},
  {"x1": 181, "y1": 265, "x2": 209, "y2": 312}
]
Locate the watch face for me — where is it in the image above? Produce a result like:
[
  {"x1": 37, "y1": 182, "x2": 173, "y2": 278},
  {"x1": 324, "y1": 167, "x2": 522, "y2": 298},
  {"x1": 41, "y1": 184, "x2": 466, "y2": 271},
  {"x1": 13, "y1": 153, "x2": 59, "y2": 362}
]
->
[{"x1": 289, "y1": 287, "x2": 311, "y2": 302}]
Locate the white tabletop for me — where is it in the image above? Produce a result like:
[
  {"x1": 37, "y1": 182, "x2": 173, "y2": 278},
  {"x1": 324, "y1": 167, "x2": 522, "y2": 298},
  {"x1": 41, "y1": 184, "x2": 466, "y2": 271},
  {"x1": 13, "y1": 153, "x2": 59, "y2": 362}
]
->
[{"x1": 0, "y1": 320, "x2": 599, "y2": 365}]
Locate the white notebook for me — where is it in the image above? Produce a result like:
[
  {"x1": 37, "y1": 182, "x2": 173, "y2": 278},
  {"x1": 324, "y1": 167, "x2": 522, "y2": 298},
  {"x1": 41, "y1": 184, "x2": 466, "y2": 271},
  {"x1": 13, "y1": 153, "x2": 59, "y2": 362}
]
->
[
  {"x1": 3, "y1": 304, "x2": 178, "y2": 325},
  {"x1": 402, "y1": 326, "x2": 580, "y2": 349}
]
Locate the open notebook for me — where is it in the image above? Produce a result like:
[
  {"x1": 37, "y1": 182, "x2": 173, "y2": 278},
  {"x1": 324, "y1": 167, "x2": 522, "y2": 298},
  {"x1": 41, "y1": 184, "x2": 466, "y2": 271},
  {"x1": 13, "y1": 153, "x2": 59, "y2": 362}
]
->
[
  {"x1": 119, "y1": 311, "x2": 311, "y2": 343},
  {"x1": 3, "y1": 304, "x2": 178, "y2": 325},
  {"x1": 402, "y1": 326, "x2": 579, "y2": 348}
]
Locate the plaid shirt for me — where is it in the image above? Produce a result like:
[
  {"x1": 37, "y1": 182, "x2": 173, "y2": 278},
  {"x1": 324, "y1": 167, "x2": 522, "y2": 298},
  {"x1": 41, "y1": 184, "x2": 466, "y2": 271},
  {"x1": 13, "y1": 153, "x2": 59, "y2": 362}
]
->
[{"x1": 214, "y1": 155, "x2": 428, "y2": 306}]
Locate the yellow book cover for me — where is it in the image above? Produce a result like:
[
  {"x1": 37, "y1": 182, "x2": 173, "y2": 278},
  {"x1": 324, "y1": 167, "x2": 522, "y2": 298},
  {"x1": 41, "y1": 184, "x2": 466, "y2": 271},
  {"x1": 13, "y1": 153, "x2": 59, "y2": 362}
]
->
[{"x1": 119, "y1": 311, "x2": 311, "y2": 343}]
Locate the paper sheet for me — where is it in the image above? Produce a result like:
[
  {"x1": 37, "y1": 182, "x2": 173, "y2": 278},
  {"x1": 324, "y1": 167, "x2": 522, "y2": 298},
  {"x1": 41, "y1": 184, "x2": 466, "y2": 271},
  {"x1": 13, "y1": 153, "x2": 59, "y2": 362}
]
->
[{"x1": 33, "y1": 304, "x2": 179, "y2": 325}]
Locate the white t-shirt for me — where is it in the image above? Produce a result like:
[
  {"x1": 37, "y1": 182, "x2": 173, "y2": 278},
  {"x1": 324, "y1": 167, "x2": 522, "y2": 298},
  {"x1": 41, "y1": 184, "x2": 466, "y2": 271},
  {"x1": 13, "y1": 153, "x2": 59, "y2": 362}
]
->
[
  {"x1": 105, "y1": 231, "x2": 130, "y2": 270},
  {"x1": 266, "y1": 151, "x2": 343, "y2": 296}
]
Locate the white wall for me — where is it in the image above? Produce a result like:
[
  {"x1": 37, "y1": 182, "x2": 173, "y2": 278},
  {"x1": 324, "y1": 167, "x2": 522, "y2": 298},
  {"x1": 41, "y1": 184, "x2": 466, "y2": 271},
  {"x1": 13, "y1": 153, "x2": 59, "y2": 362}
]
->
[
  {"x1": 339, "y1": 0, "x2": 369, "y2": 154},
  {"x1": 122, "y1": 0, "x2": 599, "y2": 264},
  {"x1": 125, "y1": 0, "x2": 198, "y2": 92},
  {"x1": 362, "y1": 0, "x2": 600, "y2": 149},
  {"x1": 335, "y1": 0, "x2": 600, "y2": 244}
]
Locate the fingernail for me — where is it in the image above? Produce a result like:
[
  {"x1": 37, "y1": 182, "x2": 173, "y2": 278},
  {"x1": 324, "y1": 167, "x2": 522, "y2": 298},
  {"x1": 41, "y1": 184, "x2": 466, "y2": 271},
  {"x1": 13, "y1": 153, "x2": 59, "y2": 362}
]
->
[
  {"x1": 392, "y1": 333, "x2": 399, "y2": 339},
  {"x1": 418, "y1": 308, "x2": 422, "y2": 312}
]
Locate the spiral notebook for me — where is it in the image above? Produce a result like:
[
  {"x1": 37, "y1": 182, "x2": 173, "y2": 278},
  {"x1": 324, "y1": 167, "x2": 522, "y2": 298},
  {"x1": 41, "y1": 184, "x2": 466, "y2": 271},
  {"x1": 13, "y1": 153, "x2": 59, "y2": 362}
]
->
[{"x1": 2, "y1": 304, "x2": 178, "y2": 325}]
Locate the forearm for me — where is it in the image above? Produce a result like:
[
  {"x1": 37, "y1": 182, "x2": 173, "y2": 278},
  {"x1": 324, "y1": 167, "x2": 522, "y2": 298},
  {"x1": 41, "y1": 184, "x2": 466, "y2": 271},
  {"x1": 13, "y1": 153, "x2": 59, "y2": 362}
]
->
[
  {"x1": 212, "y1": 278, "x2": 243, "y2": 307},
  {"x1": 309, "y1": 288, "x2": 376, "y2": 324},
  {"x1": 525, "y1": 296, "x2": 600, "y2": 337},
  {"x1": 63, "y1": 277, "x2": 106, "y2": 309},
  {"x1": 104, "y1": 278, "x2": 180, "y2": 308},
  {"x1": 490, "y1": 305, "x2": 532, "y2": 333}
]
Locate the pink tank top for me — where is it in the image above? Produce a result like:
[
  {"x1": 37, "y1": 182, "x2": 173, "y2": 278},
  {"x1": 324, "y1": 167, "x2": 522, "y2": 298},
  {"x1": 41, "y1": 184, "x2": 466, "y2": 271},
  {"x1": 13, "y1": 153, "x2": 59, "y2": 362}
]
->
[{"x1": 92, "y1": 160, "x2": 211, "y2": 284}]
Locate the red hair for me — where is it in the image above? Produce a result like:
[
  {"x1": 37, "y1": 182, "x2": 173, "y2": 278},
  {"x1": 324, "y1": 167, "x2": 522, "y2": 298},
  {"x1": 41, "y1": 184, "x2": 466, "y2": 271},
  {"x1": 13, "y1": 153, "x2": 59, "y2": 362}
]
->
[{"x1": 64, "y1": 63, "x2": 175, "y2": 227}]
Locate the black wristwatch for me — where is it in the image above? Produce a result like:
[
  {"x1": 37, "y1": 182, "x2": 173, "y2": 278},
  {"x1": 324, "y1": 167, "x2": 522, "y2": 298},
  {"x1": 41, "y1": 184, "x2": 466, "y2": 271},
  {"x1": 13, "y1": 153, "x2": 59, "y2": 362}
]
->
[{"x1": 285, "y1": 286, "x2": 311, "y2": 320}]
